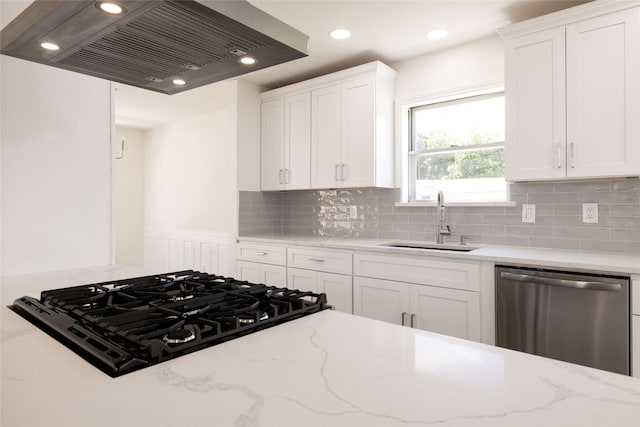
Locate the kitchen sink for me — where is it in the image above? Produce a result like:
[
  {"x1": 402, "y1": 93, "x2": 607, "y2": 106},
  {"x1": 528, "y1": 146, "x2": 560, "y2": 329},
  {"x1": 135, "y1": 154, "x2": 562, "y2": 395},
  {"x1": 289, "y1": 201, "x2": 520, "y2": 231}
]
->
[{"x1": 379, "y1": 242, "x2": 480, "y2": 252}]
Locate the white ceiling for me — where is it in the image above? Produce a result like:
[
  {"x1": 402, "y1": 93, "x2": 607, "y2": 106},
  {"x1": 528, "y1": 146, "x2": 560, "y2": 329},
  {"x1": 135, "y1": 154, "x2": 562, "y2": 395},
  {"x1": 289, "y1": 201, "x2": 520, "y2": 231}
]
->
[
  {"x1": 246, "y1": 0, "x2": 589, "y2": 88},
  {"x1": 1, "y1": 0, "x2": 589, "y2": 129},
  {"x1": 114, "y1": 0, "x2": 590, "y2": 129}
]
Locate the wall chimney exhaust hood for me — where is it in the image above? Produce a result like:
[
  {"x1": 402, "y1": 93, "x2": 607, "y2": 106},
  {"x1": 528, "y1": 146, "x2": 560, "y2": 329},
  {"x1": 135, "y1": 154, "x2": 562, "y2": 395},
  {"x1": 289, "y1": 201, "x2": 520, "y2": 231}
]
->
[{"x1": 0, "y1": 1, "x2": 309, "y2": 94}]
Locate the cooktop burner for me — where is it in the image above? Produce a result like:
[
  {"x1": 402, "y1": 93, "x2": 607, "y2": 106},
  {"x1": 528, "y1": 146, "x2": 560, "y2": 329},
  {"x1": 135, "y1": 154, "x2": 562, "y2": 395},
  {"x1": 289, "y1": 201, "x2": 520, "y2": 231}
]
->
[{"x1": 10, "y1": 271, "x2": 329, "y2": 377}]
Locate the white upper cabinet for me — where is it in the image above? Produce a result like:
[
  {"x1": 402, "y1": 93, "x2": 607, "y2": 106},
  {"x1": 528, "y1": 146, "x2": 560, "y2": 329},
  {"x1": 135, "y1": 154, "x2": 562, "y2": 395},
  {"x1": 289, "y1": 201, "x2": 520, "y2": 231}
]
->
[
  {"x1": 504, "y1": 28, "x2": 567, "y2": 180},
  {"x1": 566, "y1": 9, "x2": 639, "y2": 178},
  {"x1": 502, "y1": 3, "x2": 640, "y2": 181},
  {"x1": 310, "y1": 84, "x2": 342, "y2": 188},
  {"x1": 261, "y1": 61, "x2": 396, "y2": 191},
  {"x1": 261, "y1": 92, "x2": 311, "y2": 190},
  {"x1": 312, "y1": 74, "x2": 387, "y2": 188}
]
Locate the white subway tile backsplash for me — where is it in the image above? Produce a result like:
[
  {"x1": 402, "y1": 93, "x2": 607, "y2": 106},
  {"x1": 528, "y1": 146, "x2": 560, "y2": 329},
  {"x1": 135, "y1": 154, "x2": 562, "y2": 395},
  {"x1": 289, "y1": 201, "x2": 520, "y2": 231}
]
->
[{"x1": 238, "y1": 179, "x2": 640, "y2": 255}]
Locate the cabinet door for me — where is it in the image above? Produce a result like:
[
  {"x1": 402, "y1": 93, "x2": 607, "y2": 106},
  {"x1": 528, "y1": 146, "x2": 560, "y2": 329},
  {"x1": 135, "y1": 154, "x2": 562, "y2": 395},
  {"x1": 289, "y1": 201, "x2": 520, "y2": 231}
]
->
[
  {"x1": 284, "y1": 92, "x2": 311, "y2": 189},
  {"x1": 410, "y1": 285, "x2": 480, "y2": 342},
  {"x1": 318, "y1": 272, "x2": 353, "y2": 314},
  {"x1": 311, "y1": 84, "x2": 342, "y2": 188},
  {"x1": 353, "y1": 277, "x2": 410, "y2": 325},
  {"x1": 236, "y1": 261, "x2": 286, "y2": 287},
  {"x1": 261, "y1": 98, "x2": 285, "y2": 190},
  {"x1": 504, "y1": 27, "x2": 566, "y2": 181},
  {"x1": 236, "y1": 260, "x2": 262, "y2": 283},
  {"x1": 287, "y1": 267, "x2": 318, "y2": 292},
  {"x1": 341, "y1": 75, "x2": 376, "y2": 187},
  {"x1": 566, "y1": 8, "x2": 640, "y2": 178}
]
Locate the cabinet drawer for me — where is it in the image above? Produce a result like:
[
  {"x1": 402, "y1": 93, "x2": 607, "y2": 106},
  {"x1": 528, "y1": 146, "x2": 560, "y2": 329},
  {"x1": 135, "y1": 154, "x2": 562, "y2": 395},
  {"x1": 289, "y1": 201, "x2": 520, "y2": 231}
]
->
[
  {"x1": 236, "y1": 243, "x2": 286, "y2": 266},
  {"x1": 354, "y1": 252, "x2": 480, "y2": 292},
  {"x1": 288, "y1": 247, "x2": 353, "y2": 275}
]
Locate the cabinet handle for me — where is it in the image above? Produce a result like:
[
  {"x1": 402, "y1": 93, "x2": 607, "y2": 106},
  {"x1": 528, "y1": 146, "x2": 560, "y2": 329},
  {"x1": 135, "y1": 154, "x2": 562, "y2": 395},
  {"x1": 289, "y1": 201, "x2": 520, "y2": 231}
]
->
[
  {"x1": 410, "y1": 313, "x2": 415, "y2": 328},
  {"x1": 334, "y1": 164, "x2": 340, "y2": 181},
  {"x1": 569, "y1": 142, "x2": 575, "y2": 168},
  {"x1": 340, "y1": 164, "x2": 346, "y2": 181},
  {"x1": 278, "y1": 169, "x2": 284, "y2": 184},
  {"x1": 254, "y1": 252, "x2": 268, "y2": 256},
  {"x1": 401, "y1": 311, "x2": 407, "y2": 326},
  {"x1": 308, "y1": 258, "x2": 325, "y2": 263},
  {"x1": 285, "y1": 169, "x2": 290, "y2": 184},
  {"x1": 556, "y1": 144, "x2": 562, "y2": 168}
]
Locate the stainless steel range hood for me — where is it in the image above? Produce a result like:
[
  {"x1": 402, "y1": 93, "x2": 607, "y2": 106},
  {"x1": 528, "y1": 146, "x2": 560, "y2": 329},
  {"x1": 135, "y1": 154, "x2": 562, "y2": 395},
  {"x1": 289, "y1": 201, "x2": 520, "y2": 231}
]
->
[{"x1": 0, "y1": 1, "x2": 309, "y2": 94}]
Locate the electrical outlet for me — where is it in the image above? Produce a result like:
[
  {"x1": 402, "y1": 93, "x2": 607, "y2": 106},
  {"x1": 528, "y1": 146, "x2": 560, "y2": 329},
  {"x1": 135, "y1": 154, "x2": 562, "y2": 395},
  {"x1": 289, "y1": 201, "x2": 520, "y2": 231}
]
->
[
  {"x1": 582, "y1": 203, "x2": 598, "y2": 223},
  {"x1": 522, "y1": 204, "x2": 536, "y2": 223},
  {"x1": 349, "y1": 205, "x2": 358, "y2": 219}
]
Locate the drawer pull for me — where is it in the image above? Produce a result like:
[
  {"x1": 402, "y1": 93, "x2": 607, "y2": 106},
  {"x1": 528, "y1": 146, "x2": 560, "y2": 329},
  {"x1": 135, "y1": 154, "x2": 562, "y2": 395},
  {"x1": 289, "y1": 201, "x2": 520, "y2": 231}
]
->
[
  {"x1": 308, "y1": 258, "x2": 325, "y2": 263},
  {"x1": 254, "y1": 252, "x2": 268, "y2": 256}
]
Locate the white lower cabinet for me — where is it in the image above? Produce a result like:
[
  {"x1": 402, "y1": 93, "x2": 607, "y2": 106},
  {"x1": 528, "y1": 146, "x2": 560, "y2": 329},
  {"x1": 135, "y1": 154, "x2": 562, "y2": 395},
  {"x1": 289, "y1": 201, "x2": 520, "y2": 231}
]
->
[
  {"x1": 288, "y1": 267, "x2": 353, "y2": 314},
  {"x1": 236, "y1": 243, "x2": 287, "y2": 287},
  {"x1": 236, "y1": 260, "x2": 286, "y2": 287},
  {"x1": 287, "y1": 246, "x2": 353, "y2": 314},
  {"x1": 353, "y1": 277, "x2": 409, "y2": 325},
  {"x1": 410, "y1": 283, "x2": 480, "y2": 340},
  {"x1": 353, "y1": 277, "x2": 480, "y2": 341},
  {"x1": 354, "y1": 252, "x2": 482, "y2": 342}
]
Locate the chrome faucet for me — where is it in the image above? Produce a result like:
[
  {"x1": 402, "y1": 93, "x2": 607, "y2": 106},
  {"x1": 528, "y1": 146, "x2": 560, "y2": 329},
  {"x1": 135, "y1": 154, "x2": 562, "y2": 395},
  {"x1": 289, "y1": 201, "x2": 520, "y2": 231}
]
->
[{"x1": 436, "y1": 191, "x2": 451, "y2": 244}]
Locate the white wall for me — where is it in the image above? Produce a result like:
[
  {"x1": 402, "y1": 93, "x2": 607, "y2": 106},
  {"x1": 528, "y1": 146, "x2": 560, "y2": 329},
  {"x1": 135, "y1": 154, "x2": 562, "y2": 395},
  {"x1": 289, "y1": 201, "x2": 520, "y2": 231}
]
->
[
  {"x1": 114, "y1": 126, "x2": 145, "y2": 266},
  {"x1": 144, "y1": 107, "x2": 233, "y2": 234},
  {"x1": 0, "y1": 56, "x2": 112, "y2": 276},
  {"x1": 392, "y1": 35, "x2": 504, "y2": 101},
  {"x1": 235, "y1": 80, "x2": 263, "y2": 193}
]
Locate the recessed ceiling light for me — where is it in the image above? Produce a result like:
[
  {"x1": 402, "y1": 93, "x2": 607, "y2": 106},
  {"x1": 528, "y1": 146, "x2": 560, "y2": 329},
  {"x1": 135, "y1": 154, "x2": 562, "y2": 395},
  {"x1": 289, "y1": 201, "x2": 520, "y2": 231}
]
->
[
  {"x1": 330, "y1": 29, "x2": 351, "y2": 40},
  {"x1": 239, "y1": 56, "x2": 256, "y2": 65},
  {"x1": 97, "y1": 2, "x2": 125, "y2": 15},
  {"x1": 427, "y1": 28, "x2": 448, "y2": 40},
  {"x1": 172, "y1": 78, "x2": 187, "y2": 86},
  {"x1": 40, "y1": 42, "x2": 60, "y2": 51}
]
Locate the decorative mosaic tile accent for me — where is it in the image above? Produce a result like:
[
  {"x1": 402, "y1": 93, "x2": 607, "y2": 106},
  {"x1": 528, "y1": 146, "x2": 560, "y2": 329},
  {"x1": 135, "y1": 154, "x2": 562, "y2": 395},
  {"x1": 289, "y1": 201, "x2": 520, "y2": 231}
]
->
[{"x1": 239, "y1": 179, "x2": 640, "y2": 255}]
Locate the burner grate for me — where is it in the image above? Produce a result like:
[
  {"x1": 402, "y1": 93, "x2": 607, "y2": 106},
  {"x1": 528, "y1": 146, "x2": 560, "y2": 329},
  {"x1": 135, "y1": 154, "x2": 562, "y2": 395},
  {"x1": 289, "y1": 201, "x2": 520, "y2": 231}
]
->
[{"x1": 11, "y1": 271, "x2": 329, "y2": 377}]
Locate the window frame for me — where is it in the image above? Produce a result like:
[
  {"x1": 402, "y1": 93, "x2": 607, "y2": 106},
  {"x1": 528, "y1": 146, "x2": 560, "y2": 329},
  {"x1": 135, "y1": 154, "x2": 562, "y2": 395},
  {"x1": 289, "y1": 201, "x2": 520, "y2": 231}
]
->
[{"x1": 397, "y1": 83, "x2": 514, "y2": 207}]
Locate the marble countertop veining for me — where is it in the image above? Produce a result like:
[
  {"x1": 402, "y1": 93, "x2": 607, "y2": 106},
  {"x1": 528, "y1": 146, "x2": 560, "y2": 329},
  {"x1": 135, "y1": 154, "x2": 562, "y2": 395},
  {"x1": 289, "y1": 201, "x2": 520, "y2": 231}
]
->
[
  {"x1": 237, "y1": 235, "x2": 640, "y2": 275},
  {"x1": 2, "y1": 265, "x2": 640, "y2": 427}
]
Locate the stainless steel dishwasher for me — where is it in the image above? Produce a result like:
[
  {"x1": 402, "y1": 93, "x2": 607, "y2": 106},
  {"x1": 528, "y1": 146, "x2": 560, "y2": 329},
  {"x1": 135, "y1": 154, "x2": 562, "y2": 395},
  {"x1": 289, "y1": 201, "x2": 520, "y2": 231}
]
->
[{"x1": 495, "y1": 265, "x2": 630, "y2": 375}]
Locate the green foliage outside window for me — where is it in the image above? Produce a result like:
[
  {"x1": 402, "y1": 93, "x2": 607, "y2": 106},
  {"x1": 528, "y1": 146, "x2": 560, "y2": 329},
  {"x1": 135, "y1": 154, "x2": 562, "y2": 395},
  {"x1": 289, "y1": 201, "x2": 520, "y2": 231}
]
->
[{"x1": 415, "y1": 130, "x2": 504, "y2": 181}]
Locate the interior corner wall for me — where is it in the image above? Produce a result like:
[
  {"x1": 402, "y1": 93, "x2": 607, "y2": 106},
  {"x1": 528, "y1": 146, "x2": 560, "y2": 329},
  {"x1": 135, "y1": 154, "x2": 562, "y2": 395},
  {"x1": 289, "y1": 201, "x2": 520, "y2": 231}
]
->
[
  {"x1": 114, "y1": 126, "x2": 145, "y2": 267},
  {"x1": 0, "y1": 56, "x2": 112, "y2": 276},
  {"x1": 235, "y1": 80, "x2": 262, "y2": 193},
  {"x1": 144, "y1": 109, "x2": 233, "y2": 234}
]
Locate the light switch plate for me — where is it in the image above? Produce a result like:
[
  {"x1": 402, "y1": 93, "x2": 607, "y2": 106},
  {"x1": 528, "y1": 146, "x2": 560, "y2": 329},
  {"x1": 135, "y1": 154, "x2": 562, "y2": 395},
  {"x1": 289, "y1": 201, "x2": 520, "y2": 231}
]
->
[
  {"x1": 522, "y1": 204, "x2": 536, "y2": 223},
  {"x1": 349, "y1": 205, "x2": 358, "y2": 219},
  {"x1": 582, "y1": 203, "x2": 598, "y2": 223}
]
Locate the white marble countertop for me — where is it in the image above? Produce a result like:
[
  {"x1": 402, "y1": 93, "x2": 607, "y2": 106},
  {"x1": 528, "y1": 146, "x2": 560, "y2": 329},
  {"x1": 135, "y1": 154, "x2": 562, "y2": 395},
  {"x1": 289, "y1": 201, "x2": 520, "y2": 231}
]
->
[
  {"x1": 2, "y1": 265, "x2": 639, "y2": 427},
  {"x1": 237, "y1": 235, "x2": 640, "y2": 275}
]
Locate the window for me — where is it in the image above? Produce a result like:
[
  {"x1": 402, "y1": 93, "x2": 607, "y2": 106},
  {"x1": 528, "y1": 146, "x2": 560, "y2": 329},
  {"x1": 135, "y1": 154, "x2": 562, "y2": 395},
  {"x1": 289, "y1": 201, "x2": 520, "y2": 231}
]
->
[{"x1": 408, "y1": 91, "x2": 506, "y2": 203}]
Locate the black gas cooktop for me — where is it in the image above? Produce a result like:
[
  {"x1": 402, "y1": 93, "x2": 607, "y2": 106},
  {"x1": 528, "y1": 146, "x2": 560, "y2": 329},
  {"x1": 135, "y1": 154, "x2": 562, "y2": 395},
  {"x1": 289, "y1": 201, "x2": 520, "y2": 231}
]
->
[{"x1": 11, "y1": 271, "x2": 329, "y2": 377}]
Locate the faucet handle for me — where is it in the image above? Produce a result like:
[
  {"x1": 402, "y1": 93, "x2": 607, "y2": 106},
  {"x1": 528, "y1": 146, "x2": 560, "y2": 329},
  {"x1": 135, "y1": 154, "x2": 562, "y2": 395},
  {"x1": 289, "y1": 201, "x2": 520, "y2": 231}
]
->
[{"x1": 460, "y1": 235, "x2": 470, "y2": 246}]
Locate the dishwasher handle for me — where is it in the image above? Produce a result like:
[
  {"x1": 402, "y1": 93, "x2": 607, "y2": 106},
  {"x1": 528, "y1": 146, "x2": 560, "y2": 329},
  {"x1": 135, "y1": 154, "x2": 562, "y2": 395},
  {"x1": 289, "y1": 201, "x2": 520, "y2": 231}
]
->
[{"x1": 499, "y1": 271, "x2": 622, "y2": 292}]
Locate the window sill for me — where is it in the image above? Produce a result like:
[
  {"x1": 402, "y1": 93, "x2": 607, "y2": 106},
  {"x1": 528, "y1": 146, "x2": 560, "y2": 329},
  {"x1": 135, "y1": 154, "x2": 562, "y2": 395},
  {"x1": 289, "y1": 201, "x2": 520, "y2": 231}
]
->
[{"x1": 396, "y1": 201, "x2": 518, "y2": 208}]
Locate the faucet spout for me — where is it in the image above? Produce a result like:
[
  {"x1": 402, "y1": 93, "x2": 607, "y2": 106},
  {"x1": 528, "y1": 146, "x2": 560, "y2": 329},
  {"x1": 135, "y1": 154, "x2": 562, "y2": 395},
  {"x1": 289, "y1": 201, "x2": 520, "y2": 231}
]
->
[{"x1": 436, "y1": 191, "x2": 451, "y2": 244}]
